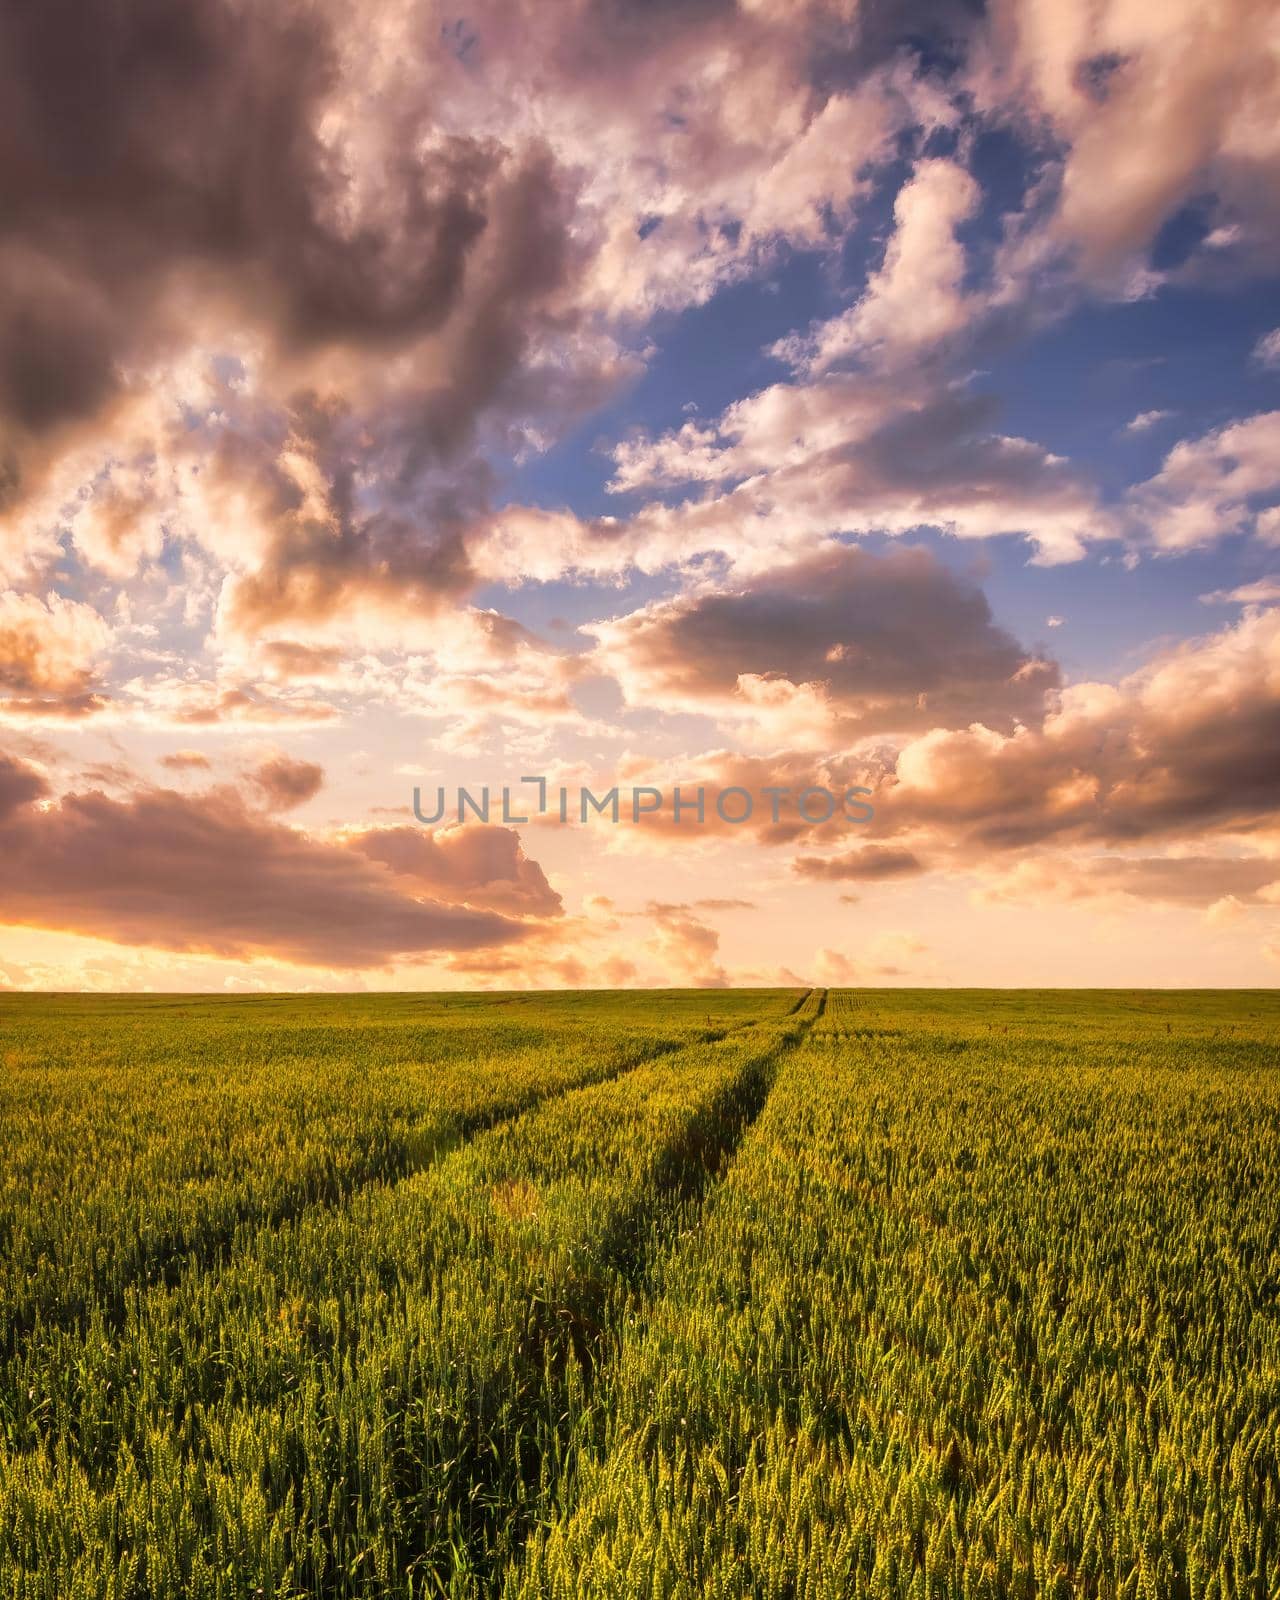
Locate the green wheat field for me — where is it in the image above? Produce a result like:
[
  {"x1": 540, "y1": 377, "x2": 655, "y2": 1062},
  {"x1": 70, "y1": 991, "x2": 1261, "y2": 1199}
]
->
[{"x1": 1, "y1": 987, "x2": 1278, "y2": 1599}]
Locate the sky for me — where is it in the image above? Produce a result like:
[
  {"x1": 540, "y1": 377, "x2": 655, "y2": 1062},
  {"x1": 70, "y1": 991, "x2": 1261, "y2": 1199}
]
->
[{"x1": 1, "y1": 0, "x2": 1279, "y2": 992}]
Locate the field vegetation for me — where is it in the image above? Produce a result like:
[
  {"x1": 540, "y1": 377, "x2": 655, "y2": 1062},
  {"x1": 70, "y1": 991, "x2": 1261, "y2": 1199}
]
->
[{"x1": 0, "y1": 988, "x2": 1277, "y2": 1598}]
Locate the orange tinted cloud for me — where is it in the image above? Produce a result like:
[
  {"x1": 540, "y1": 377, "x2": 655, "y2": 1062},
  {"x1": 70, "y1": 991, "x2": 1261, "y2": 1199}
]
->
[
  {"x1": 876, "y1": 607, "x2": 1280, "y2": 851},
  {"x1": 351, "y1": 824, "x2": 562, "y2": 919},
  {"x1": 592, "y1": 544, "x2": 1058, "y2": 743},
  {"x1": 0, "y1": 592, "x2": 111, "y2": 720},
  {"x1": 793, "y1": 846, "x2": 927, "y2": 881},
  {"x1": 251, "y1": 755, "x2": 325, "y2": 811},
  {"x1": 0, "y1": 755, "x2": 548, "y2": 967}
]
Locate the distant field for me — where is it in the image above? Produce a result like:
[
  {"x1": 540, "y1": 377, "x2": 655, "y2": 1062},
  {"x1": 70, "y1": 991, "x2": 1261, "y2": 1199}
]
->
[{"x1": 1, "y1": 988, "x2": 1277, "y2": 1598}]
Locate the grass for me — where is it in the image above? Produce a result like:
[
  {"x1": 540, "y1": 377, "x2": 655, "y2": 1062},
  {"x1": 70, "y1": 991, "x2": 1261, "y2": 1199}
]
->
[{"x1": 0, "y1": 988, "x2": 1277, "y2": 1598}]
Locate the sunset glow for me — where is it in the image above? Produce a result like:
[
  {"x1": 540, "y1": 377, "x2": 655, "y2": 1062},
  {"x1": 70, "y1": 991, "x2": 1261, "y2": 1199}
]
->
[{"x1": 2, "y1": 0, "x2": 1279, "y2": 990}]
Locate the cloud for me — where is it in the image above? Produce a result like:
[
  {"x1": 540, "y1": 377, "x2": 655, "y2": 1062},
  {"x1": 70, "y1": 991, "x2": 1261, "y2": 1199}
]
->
[
  {"x1": 975, "y1": 853, "x2": 1280, "y2": 911},
  {"x1": 256, "y1": 641, "x2": 347, "y2": 682},
  {"x1": 0, "y1": 0, "x2": 949, "y2": 613},
  {"x1": 607, "y1": 369, "x2": 920, "y2": 496},
  {"x1": 607, "y1": 605, "x2": 1280, "y2": 891},
  {"x1": 603, "y1": 746, "x2": 886, "y2": 848},
  {"x1": 590, "y1": 543, "x2": 1059, "y2": 744},
  {"x1": 813, "y1": 931, "x2": 929, "y2": 983},
  {"x1": 117, "y1": 673, "x2": 340, "y2": 728},
  {"x1": 158, "y1": 749, "x2": 213, "y2": 771},
  {"x1": 1125, "y1": 409, "x2": 1175, "y2": 433},
  {"x1": 0, "y1": 750, "x2": 48, "y2": 819},
  {"x1": 775, "y1": 158, "x2": 983, "y2": 372},
  {"x1": 793, "y1": 846, "x2": 926, "y2": 881},
  {"x1": 0, "y1": 591, "x2": 112, "y2": 720},
  {"x1": 526, "y1": 11, "x2": 943, "y2": 319},
  {"x1": 1200, "y1": 576, "x2": 1280, "y2": 605},
  {"x1": 0, "y1": 1, "x2": 574, "y2": 600},
  {"x1": 640, "y1": 900, "x2": 727, "y2": 987},
  {"x1": 350, "y1": 824, "x2": 562, "y2": 919},
  {"x1": 0, "y1": 756, "x2": 542, "y2": 967},
  {"x1": 432, "y1": 888, "x2": 733, "y2": 988},
  {"x1": 591, "y1": 377, "x2": 1111, "y2": 571},
  {"x1": 974, "y1": 0, "x2": 1280, "y2": 284},
  {"x1": 251, "y1": 754, "x2": 325, "y2": 810},
  {"x1": 1253, "y1": 328, "x2": 1280, "y2": 367},
  {"x1": 0, "y1": 0, "x2": 509, "y2": 427},
  {"x1": 1129, "y1": 411, "x2": 1280, "y2": 549},
  {"x1": 874, "y1": 605, "x2": 1280, "y2": 852}
]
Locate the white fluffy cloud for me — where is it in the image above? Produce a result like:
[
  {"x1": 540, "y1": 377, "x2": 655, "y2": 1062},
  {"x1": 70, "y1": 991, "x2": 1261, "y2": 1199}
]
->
[
  {"x1": 975, "y1": 0, "x2": 1280, "y2": 284},
  {"x1": 776, "y1": 159, "x2": 983, "y2": 372},
  {"x1": 1130, "y1": 411, "x2": 1280, "y2": 549},
  {"x1": 1254, "y1": 328, "x2": 1280, "y2": 367}
]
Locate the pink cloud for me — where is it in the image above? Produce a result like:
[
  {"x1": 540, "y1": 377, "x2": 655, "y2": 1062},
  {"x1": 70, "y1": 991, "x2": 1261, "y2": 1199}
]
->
[{"x1": 0, "y1": 755, "x2": 550, "y2": 967}]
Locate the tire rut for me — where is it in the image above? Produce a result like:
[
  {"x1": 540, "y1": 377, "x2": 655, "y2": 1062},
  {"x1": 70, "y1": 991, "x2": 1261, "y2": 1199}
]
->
[
  {"x1": 460, "y1": 1003, "x2": 822, "y2": 1595},
  {"x1": 9, "y1": 1018, "x2": 758, "y2": 1354}
]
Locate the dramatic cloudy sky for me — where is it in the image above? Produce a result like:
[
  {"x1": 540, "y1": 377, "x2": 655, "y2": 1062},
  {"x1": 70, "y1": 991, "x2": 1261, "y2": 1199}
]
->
[{"x1": 2, "y1": 0, "x2": 1279, "y2": 990}]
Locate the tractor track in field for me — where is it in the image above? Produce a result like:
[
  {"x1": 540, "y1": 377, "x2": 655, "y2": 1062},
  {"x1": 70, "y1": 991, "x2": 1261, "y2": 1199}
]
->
[
  {"x1": 601, "y1": 991, "x2": 822, "y2": 1285},
  {"x1": 2, "y1": 997, "x2": 823, "y2": 1596},
  {"x1": 6, "y1": 1014, "x2": 777, "y2": 1356},
  {"x1": 453, "y1": 993, "x2": 825, "y2": 1597}
]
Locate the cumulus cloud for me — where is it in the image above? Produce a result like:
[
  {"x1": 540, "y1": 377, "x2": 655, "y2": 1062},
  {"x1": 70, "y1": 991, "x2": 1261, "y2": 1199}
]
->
[
  {"x1": 0, "y1": 591, "x2": 112, "y2": 719},
  {"x1": 0, "y1": 0, "x2": 946, "y2": 610},
  {"x1": 975, "y1": 0, "x2": 1280, "y2": 284},
  {"x1": 351, "y1": 824, "x2": 562, "y2": 919},
  {"x1": 1255, "y1": 328, "x2": 1280, "y2": 367},
  {"x1": 1200, "y1": 576, "x2": 1280, "y2": 605},
  {"x1": 2, "y1": 0, "x2": 1276, "y2": 986},
  {"x1": 599, "y1": 605, "x2": 1280, "y2": 930},
  {"x1": 873, "y1": 605, "x2": 1280, "y2": 852},
  {"x1": 776, "y1": 158, "x2": 983, "y2": 372},
  {"x1": 0, "y1": 750, "x2": 48, "y2": 819},
  {"x1": 0, "y1": 0, "x2": 568, "y2": 592},
  {"x1": 1129, "y1": 411, "x2": 1280, "y2": 549},
  {"x1": 590, "y1": 544, "x2": 1059, "y2": 743},
  {"x1": 589, "y1": 377, "x2": 1112, "y2": 572},
  {"x1": 640, "y1": 901, "x2": 727, "y2": 988},
  {"x1": 605, "y1": 746, "x2": 887, "y2": 848},
  {"x1": 1, "y1": 0, "x2": 1274, "y2": 622}
]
